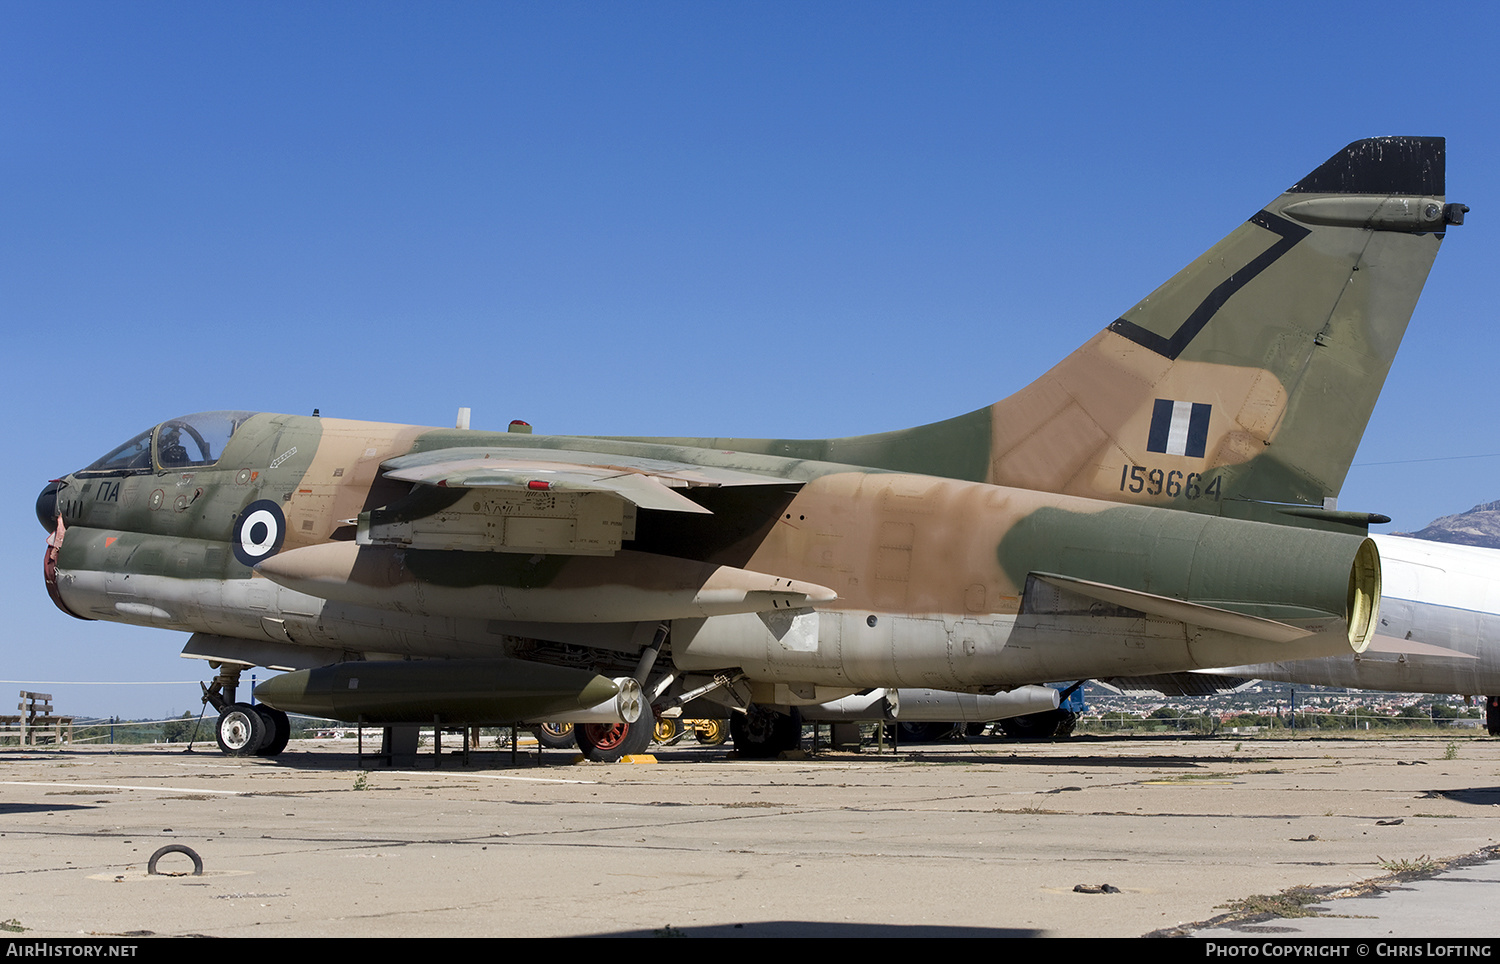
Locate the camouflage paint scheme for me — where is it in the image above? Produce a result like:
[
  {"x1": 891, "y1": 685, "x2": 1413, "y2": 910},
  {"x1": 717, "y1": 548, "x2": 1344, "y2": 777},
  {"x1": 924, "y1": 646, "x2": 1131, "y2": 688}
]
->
[{"x1": 36, "y1": 138, "x2": 1461, "y2": 757}]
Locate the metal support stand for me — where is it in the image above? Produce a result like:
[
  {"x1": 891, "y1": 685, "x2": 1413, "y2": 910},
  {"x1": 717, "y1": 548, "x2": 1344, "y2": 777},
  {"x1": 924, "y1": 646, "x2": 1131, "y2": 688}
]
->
[
  {"x1": 431, "y1": 720, "x2": 472, "y2": 767},
  {"x1": 829, "y1": 723, "x2": 861, "y2": 751}
]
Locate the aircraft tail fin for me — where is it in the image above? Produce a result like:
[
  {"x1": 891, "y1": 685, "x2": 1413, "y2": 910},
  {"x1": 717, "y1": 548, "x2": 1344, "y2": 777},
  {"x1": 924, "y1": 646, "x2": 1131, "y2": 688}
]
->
[
  {"x1": 970, "y1": 136, "x2": 1461, "y2": 520},
  {"x1": 802, "y1": 137, "x2": 1466, "y2": 522},
  {"x1": 651, "y1": 138, "x2": 1464, "y2": 525}
]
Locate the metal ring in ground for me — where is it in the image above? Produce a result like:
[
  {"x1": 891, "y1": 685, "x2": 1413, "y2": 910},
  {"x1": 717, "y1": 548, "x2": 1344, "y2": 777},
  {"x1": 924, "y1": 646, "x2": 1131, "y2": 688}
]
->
[{"x1": 147, "y1": 844, "x2": 204, "y2": 876}]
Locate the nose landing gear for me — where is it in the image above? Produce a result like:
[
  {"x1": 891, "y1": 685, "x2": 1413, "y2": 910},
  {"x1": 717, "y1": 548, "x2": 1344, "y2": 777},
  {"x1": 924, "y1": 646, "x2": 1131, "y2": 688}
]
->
[{"x1": 202, "y1": 666, "x2": 290, "y2": 757}]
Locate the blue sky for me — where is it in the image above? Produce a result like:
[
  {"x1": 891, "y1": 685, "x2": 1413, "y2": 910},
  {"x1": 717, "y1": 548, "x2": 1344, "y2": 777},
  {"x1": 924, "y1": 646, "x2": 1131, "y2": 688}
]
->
[{"x1": 4, "y1": 2, "x2": 1499, "y2": 719}]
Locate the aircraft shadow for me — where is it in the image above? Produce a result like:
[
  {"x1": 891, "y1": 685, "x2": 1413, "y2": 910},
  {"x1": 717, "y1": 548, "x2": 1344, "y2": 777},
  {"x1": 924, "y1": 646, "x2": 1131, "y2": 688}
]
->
[
  {"x1": 590, "y1": 921, "x2": 1044, "y2": 938},
  {"x1": 1421, "y1": 787, "x2": 1500, "y2": 806},
  {"x1": 823, "y1": 750, "x2": 1254, "y2": 769},
  {"x1": 0, "y1": 802, "x2": 98, "y2": 815}
]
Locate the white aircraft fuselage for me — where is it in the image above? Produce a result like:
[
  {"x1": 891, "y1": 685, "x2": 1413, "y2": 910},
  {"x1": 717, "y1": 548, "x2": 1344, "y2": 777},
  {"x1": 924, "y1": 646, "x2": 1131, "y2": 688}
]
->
[{"x1": 1211, "y1": 534, "x2": 1500, "y2": 696}]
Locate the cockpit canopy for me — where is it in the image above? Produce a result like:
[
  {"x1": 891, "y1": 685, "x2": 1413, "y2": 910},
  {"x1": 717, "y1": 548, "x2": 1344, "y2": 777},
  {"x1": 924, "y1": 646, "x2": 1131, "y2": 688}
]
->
[{"x1": 79, "y1": 411, "x2": 258, "y2": 476}]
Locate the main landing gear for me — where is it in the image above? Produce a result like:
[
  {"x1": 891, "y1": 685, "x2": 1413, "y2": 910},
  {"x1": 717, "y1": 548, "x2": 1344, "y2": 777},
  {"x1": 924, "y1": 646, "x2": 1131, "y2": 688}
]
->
[
  {"x1": 997, "y1": 708, "x2": 1078, "y2": 741},
  {"x1": 575, "y1": 703, "x2": 657, "y2": 762},
  {"x1": 730, "y1": 705, "x2": 802, "y2": 758},
  {"x1": 570, "y1": 620, "x2": 669, "y2": 763}
]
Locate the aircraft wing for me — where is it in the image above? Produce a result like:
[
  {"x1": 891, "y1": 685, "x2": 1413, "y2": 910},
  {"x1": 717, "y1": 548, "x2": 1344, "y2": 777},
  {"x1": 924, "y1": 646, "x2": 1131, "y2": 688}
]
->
[
  {"x1": 381, "y1": 446, "x2": 795, "y2": 513},
  {"x1": 364, "y1": 446, "x2": 803, "y2": 555}
]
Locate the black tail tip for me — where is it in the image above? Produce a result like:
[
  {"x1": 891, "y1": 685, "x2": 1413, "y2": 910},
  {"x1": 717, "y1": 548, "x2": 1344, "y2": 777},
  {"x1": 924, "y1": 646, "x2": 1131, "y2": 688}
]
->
[{"x1": 1289, "y1": 136, "x2": 1445, "y2": 197}]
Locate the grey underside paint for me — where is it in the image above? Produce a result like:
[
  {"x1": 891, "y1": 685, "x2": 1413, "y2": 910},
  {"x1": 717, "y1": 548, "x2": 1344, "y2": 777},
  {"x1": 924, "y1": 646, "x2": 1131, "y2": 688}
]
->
[{"x1": 1206, "y1": 596, "x2": 1495, "y2": 694}]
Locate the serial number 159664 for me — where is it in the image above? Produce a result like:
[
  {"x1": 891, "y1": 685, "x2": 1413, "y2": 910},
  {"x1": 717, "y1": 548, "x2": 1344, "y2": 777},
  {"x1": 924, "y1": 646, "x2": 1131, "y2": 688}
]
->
[{"x1": 1118, "y1": 464, "x2": 1222, "y2": 500}]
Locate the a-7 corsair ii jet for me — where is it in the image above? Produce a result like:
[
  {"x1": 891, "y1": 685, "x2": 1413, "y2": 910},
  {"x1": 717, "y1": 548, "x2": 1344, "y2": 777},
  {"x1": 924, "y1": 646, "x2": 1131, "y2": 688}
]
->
[{"x1": 37, "y1": 137, "x2": 1462, "y2": 760}]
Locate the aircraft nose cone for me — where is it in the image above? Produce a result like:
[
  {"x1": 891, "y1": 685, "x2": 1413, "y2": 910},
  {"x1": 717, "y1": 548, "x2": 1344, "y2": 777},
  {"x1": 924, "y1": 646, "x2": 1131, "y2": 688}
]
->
[{"x1": 36, "y1": 481, "x2": 61, "y2": 533}]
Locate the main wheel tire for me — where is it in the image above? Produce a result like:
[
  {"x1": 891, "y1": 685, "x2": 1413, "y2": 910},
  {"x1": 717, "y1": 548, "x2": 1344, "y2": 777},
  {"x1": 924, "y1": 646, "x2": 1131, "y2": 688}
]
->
[
  {"x1": 216, "y1": 703, "x2": 268, "y2": 756},
  {"x1": 730, "y1": 706, "x2": 802, "y2": 759},
  {"x1": 897, "y1": 721, "x2": 959, "y2": 742},
  {"x1": 1487, "y1": 697, "x2": 1500, "y2": 737},
  {"x1": 693, "y1": 719, "x2": 728, "y2": 746},
  {"x1": 575, "y1": 707, "x2": 655, "y2": 762},
  {"x1": 533, "y1": 722, "x2": 575, "y2": 749},
  {"x1": 1054, "y1": 710, "x2": 1079, "y2": 740},
  {"x1": 255, "y1": 706, "x2": 291, "y2": 756},
  {"x1": 998, "y1": 710, "x2": 1063, "y2": 741}
]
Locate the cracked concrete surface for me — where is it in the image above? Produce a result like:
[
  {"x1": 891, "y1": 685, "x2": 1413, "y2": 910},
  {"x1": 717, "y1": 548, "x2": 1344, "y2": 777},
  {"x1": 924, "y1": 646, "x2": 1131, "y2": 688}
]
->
[{"x1": 2, "y1": 734, "x2": 1497, "y2": 938}]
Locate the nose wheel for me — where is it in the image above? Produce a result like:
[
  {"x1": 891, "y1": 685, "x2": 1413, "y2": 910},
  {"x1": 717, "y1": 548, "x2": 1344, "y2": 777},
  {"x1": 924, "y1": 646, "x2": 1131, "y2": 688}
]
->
[
  {"x1": 203, "y1": 666, "x2": 291, "y2": 757},
  {"x1": 255, "y1": 706, "x2": 291, "y2": 755},
  {"x1": 216, "y1": 703, "x2": 267, "y2": 756},
  {"x1": 213, "y1": 702, "x2": 290, "y2": 756}
]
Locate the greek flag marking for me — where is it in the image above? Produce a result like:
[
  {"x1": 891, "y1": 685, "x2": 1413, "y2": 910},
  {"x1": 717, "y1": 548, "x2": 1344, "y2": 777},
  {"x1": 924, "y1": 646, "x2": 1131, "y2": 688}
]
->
[{"x1": 1147, "y1": 399, "x2": 1211, "y2": 458}]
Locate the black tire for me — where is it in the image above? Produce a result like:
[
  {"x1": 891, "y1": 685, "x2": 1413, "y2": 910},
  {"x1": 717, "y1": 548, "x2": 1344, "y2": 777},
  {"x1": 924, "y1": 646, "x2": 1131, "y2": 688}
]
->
[
  {"x1": 998, "y1": 710, "x2": 1063, "y2": 741},
  {"x1": 216, "y1": 703, "x2": 267, "y2": 756},
  {"x1": 575, "y1": 706, "x2": 655, "y2": 762},
  {"x1": 1487, "y1": 697, "x2": 1500, "y2": 737},
  {"x1": 147, "y1": 844, "x2": 203, "y2": 876},
  {"x1": 255, "y1": 706, "x2": 291, "y2": 756},
  {"x1": 533, "y1": 722, "x2": 575, "y2": 749},
  {"x1": 897, "y1": 721, "x2": 959, "y2": 742},
  {"x1": 730, "y1": 706, "x2": 802, "y2": 759}
]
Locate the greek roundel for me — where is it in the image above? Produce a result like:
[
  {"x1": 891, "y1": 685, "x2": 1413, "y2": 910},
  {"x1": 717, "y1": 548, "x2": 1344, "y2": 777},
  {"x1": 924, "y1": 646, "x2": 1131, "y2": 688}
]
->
[{"x1": 232, "y1": 499, "x2": 287, "y2": 567}]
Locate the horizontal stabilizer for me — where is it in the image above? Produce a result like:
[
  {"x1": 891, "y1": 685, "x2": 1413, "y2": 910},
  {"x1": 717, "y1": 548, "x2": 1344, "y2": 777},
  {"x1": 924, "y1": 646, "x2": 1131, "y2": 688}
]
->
[
  {"x1": 1032, "y1": 572, "x2": 1313, "y2": 644},
  {"x1": 1095, "y1": 673, "x2": 1260, "y2": 698},
  {"x1": 1364, "y1": 634, "x2": 1477, "y2": 660}
]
